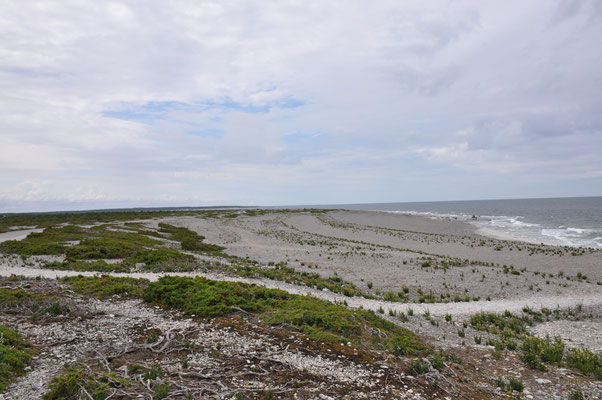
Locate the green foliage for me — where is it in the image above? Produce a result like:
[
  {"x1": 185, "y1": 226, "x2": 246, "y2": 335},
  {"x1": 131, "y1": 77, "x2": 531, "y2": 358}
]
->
[
  {"x1": 568, "y1": 388, "x2": 585, "y2": 400},
  {"x1": 0, "y1": 325, "x2": 33, "y2": 393},
  {"x1": 508, "y1": 377, "x2": 524, "y2": 392},
  {"x1": 520, "y1": 336, "x2": 564, "y2": 371},
  {"x1": 142, "y1": 276, "x2": 290, "y2": 318},
  {"x1": 154, "y1": 382, "x2": 169, "y2": 399},
  {"x1": 409, "y1": 359, "x2": 430, "y2": 375},
  {"x1": 564, "y1": 347, "x2": 602, "y2": 380},
  {"x1": 0, "y1": 224, "x2": 162, "y2": 259},
  {"x1": 429, "y1": 353, "x2": 445, "y2": 371},
  {"x1": 229, "y1": 263, "x2": 364, "y2": 298},
  {"x1": 469, "y1": 311, "x2": 527, "y2": 336},
  {"x1": 62, "y1": 275, "x2": 149, "y2": 299},
  {"x1": 42, "y1": 368, "x2": 132, "y2": 400},
  {"x1": 0, "y1": 288, "x2": 70, "y2": 320},
  {"x1": 142, "y1": 276, "x2": 428, "y2": 356},
  {"x1": 158, "y1": 223, "x2": 225, "y2": 253}
]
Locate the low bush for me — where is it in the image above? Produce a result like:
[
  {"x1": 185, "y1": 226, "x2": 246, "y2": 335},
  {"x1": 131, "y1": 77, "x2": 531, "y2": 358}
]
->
[
  {"x1": 62, "y1": 275, "x2": 149, "y2": 299},
  {"x1": 142, "y1": 276, "x2": 428, "y2": 355},
  {"x1": 0, "y1": 325, "x2": 33, "y2": 393}
]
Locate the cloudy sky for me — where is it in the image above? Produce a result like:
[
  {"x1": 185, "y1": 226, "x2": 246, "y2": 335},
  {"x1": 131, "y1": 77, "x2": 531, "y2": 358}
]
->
[{"x1": 1, "y1": 0, "x2": 601, "y2": 212}]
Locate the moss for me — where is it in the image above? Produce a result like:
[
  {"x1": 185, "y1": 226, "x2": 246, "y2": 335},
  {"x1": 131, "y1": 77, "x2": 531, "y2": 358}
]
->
[
  {"x1": 44, "y1": 260, "x2": 131, "y2": 273},
  {"x1": 62, "y1": 275, "x2": 149, "y2": 299},
  {"x1": 0, "y1": 325, "x2": 33, "y2": 393}
]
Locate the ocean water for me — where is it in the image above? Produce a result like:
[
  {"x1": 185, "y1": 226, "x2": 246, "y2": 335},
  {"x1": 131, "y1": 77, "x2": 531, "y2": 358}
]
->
[{"x1": 326, "y1": 197, "x2": 602, "y2": 249}]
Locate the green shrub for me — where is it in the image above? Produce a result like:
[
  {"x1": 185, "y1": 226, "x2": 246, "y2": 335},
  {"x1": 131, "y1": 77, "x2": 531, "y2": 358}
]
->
[
  {"x1": 520, "y1": 336, "x2": 564, "y2": 371},
  {"x1": 410, "y1": 359, "x2": 429, "y2": 375},
  {"x1": 508, "y1": 377, "x2": 523, "y2": 392},
  {"x1": 62, "y1": 275, "x2": 148, "y2": 299},
  {"x1": 564, "y1": 347, "x2": 602, "y2": 380},
  {"x1": 0, "y1": 325, "x2": 33, "y2": 393},
  {"x1": 158, "y1": 223, "x2": 224, "y2": 253},
  {"x1": 568, "y1": 388, "x2": 585, "y2": 400},
  {"x1": 142, "y1": 276, "x2": 428, "y2": 356}
]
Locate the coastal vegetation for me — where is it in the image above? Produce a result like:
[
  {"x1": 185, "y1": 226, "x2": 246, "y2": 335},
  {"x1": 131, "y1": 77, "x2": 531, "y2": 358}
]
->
[{"x1": 0, "y1": 325, "x2": 33, "y2": 393}]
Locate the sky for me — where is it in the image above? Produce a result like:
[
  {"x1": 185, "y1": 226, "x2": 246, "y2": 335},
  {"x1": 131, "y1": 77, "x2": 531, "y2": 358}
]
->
[{"x1": 1, "y1": 0, "x2": 601, "y2": 212}]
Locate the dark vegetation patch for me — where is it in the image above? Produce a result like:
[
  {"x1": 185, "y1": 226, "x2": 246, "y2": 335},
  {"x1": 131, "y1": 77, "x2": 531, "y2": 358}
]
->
[
  {"x1": 158, "y1": 223, "x2": 225, "y2": 253},
  {"x1": 142, "y1": 276, "x2": 428, "y2": 356},
  {"x1": 62, "y1": 275, "x2": 149, "y2": 299},
  {"x1": 227, "y1": 262, "x2": 365, "y2": 298},
  {"x1": 0, "y1": 287, "x2": 71, "y2": 321},
  {"x1": 42, "y1": 367, "x2": 135, "y2": 400},
  {"x1": 0, "y1": 224, "x2": 161, "y2": 258},
  {"x1": 469, "y1": 310, "x2": 602, "y2": 380},
  {"x1": 0, "y1": 325, "x2": 33, "y2": 393}
]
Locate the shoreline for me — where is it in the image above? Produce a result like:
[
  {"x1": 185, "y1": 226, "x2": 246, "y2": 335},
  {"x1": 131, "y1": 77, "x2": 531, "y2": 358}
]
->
[{"x1": 370, "y1": 209, "x2": 602, "y2": 249}]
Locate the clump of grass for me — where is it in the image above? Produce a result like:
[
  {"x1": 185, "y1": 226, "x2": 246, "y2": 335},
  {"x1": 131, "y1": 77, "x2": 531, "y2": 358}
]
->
[
  {"x1": 229, "y1": 263, "x2": 364, "y2": 298},
  {"x1": 409, "y1": 359, "x2": 430, "y2": 375},
  {"x1": 568, "y1": 388, "x2": 585, "y2": 400},
  {"x1": 0, "y1": 288, "x2": 71, "y2": 321},
  {"x1": 142, "y1": 276, "x2": 429, "y2": 356},
  {"x1": 0, "y1": 325, "x2": 33, "y2": 393},
  {"x1": 469, "y1": 311, "x2": 527, "y2": 336},
  {"x1": 520, "y1": 335, "x2": 564, "y2": 371},
  {"x1": 508, "y1": 377, "x2": 524, "y2": 392},
  {"x1": 564, "y1": 347, "x2": 602, "y2": 380},
  {"x1": 42, "y1": 367, "x2": 133, "y2": 400},
  {"x1": 62, "y1": 275, "x2": 149, "y2": 299}
]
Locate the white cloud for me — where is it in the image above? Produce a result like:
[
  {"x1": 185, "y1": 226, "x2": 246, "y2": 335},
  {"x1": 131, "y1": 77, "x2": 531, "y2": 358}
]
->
[{"x1": 0, "y1": 0, "x2": 601, "y2": 211}]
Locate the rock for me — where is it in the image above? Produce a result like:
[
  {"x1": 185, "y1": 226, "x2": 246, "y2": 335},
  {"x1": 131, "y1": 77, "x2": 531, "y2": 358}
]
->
[{"x1": 536, "y1": 378, "x2": 552, "y2": 385}]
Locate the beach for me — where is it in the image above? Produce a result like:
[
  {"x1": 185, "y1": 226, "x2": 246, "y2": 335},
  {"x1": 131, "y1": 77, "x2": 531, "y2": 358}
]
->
[{"x1": 1, "y1": 209, "x2": 601, "y2": 399}]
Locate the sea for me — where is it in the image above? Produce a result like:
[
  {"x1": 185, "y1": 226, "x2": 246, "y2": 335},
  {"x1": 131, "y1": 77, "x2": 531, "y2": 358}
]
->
[{"x1": 320, "y1": 197, "x2": 602, "y2": 249}]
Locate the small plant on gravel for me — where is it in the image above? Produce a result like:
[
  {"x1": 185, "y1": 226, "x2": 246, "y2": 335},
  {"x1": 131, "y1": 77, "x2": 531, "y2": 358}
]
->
[
  {"x1": 409, "y1": 359, "x2": 430, "y2": 375},
  {"x1": 367, "y1": 281, "x2": 373, "y2": 289},
  {"x1": 508, "y1": 377, "x2": 523, "y2": 392},
  {"x1": 495, "y1": 376, "x2": 506, "y2": 390},
  {"x1": 474, "y1": 335, "x2": 482, "y2": 345},
  {"x1": 429, "y1": 353, "x2": 445, "y2": 371},
  {"x1": 445, "y1": 313, "x2": 452, "y2": 323},
  {"x1": 568, "y1": 387, "x2": 585, "y2": 400},
  {"x1": 154, "y1": 382, "x2": 169, "y2": 399},
  {"x1": 144, "y1": 364, "x2": 164, "y2": 381}
]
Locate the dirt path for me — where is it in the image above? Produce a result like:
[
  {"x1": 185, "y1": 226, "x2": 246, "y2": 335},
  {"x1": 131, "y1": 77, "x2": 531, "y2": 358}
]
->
[{"x1": 2, "y1": 264, "x2": 600, "y2": 321}]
